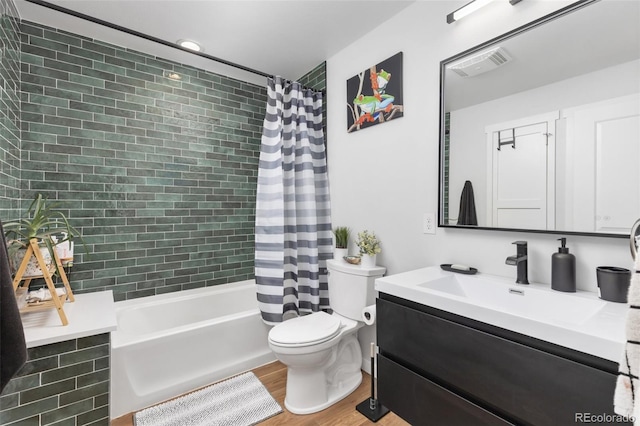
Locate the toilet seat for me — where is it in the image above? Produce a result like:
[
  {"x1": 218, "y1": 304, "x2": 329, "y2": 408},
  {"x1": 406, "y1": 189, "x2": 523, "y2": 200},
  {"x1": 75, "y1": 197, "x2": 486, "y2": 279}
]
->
[{"x1": 269, "y1": 312, "x2": 342, "y2": 348}]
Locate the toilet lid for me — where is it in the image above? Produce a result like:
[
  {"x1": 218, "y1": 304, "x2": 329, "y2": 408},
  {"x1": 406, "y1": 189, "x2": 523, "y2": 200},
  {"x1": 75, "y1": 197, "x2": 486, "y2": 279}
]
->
[{"x1": 269, "y1": 312, "x2": 341, "y2": 346}]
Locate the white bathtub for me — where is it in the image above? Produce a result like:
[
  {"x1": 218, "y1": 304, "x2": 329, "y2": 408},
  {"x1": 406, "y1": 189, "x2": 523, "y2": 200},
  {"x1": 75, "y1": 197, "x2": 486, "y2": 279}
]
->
[{"x1": 110, "y1": 280, "x2": 275, "y2": 419}]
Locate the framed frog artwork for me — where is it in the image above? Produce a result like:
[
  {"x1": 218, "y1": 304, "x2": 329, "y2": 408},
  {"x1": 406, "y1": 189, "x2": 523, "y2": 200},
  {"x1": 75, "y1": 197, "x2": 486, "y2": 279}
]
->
[{"x1": 346, "y1": 52, "x2": 404, "y2": 133}]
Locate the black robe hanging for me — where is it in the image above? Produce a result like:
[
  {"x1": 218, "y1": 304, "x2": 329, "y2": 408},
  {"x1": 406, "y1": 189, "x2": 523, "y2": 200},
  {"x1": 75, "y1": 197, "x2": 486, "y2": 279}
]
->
[{"x1": 457, "y1": 180, "x2": 478, "y2": 226}]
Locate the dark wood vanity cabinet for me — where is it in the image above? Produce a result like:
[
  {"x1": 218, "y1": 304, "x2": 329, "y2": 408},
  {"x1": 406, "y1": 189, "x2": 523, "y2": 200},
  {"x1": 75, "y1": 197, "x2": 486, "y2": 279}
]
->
[{"x1": 377, "y1": 294, "x2": 629, "y2": 426}]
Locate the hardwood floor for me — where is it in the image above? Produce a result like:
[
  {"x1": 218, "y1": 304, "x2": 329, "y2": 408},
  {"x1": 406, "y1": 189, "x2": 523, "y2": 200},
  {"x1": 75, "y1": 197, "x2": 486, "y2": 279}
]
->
[{"x1": 111, "y1": 361, "x2": 409, "y2": 425}]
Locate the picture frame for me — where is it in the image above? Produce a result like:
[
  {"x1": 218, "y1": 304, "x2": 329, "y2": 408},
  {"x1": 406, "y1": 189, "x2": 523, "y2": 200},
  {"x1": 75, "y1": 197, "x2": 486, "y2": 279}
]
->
[{"x1": 346, "y1": 52, "x2": 404, "y2": 133}]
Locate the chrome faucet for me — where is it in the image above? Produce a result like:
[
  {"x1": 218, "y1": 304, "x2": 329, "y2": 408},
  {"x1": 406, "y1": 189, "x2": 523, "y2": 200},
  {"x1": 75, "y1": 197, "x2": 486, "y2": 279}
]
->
[{"x1": 505, "y1": 241, "x2": 529, "y2": 284}]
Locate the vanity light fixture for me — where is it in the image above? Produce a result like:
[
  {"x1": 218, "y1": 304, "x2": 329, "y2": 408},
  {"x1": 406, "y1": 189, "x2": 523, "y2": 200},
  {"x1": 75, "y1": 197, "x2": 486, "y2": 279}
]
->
[
  {"x1": 447, "y1": 0, "x2": 494, "y2": 24},
  {"x1": 447, "y1": 0, "x2": 523, "y2": 24},
  {"x1": 177, "y1": 39, "x2": 203, "y2": 52}
]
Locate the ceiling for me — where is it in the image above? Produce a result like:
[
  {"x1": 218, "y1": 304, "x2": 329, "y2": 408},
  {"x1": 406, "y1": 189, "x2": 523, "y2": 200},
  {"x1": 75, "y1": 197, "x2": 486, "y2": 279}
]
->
[
  {"x1": 444, "y1": 0, "x2": 640, "y2": 111},
  {"x1": 15, "y1": 0, "x2": 416, "y2": 84}
]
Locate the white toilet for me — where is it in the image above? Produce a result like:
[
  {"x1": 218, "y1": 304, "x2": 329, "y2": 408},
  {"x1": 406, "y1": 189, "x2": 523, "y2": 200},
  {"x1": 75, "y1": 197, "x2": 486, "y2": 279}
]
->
[{"x1": 268, "y1": 259, "x2": 385, "y2": 414}]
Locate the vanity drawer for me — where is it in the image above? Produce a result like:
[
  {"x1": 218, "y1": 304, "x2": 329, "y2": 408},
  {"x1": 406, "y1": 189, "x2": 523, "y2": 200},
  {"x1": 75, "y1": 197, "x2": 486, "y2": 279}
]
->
[
  {"x1": 377, "y1": 297, "x2": 622, "y2": 425},
  {"x1": 378, "y1": 355, "x2": 513, "y2": 426}
]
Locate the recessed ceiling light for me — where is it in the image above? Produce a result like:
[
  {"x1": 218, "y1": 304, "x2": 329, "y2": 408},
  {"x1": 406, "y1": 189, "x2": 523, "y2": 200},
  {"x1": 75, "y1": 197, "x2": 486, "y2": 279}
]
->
[
  {"x1": 177, "y1": 39, "x2": 203, "y2": 52},
  {"x1": 163, "y1": 70, "x2": 182, "y2": 80}
]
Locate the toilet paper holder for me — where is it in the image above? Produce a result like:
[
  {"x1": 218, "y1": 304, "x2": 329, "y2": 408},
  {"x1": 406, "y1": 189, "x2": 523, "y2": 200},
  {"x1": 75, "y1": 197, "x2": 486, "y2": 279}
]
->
[
  {"x1": 362, "y1": 305, "x2": 376, "y2": 326},
  {"x1": 356, "y1": 342, "x2": 389, "y2": 422}
]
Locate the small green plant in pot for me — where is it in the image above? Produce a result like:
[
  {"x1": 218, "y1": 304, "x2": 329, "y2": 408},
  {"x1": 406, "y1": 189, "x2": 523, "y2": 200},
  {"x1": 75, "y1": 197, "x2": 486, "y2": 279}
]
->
[
  {"x1": 4, "y1": 194, "x2": 86, "y2": 277},
  {"x1": 333, "y1": 226, "x2": 350, "y2": 260},
  {"x1": 333, "y1": 227, "x2": 350, "y2": 249},
  {"x1": 356, "y1": 230, "x2": 381, "y2": 268}
]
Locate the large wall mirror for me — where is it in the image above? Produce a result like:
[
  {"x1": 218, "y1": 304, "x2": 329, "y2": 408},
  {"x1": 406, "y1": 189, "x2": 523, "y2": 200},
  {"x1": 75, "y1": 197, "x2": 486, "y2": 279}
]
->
[{"x1": 439, "y1": 0, "x2": 640, "y2": 238}]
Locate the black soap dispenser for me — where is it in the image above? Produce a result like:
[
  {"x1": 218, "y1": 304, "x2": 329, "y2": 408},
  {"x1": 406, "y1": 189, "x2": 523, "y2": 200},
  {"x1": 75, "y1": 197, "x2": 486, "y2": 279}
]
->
[{"x1": 551, "y1": 237, "x2": 576, "y2": 292}]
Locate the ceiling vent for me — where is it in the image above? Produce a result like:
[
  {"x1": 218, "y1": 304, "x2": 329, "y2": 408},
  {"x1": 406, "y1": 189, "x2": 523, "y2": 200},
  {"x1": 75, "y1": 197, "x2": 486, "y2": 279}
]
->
[{"x1": 448, "y1": 46, "x2": 512, "y2": 78}]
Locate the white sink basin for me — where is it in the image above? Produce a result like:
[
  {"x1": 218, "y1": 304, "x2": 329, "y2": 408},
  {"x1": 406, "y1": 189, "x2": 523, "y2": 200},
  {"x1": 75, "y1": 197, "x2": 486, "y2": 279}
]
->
[
  {"x1": 418, "y1": 274, "x2": 606, "y2": 325},
  {"x1": 375, "y1": 267, "x2": 627, "y2": 362}
]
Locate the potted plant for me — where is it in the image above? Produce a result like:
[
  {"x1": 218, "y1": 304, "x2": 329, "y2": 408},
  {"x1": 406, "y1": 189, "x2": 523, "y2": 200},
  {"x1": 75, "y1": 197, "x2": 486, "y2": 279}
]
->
[
  {"x1": 333, "y1": 226, "x2": 350, "y2": 260},
  {"x1": 356, "y1": 230, "x2": 381, "y2": 268},
  {"x1": 4, "y1": 194, "x2": 86, "y2": 278}
]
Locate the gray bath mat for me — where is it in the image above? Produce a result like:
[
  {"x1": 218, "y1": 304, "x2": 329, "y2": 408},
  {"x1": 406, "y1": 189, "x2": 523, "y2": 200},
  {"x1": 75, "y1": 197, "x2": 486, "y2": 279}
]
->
[{"x1": 134, "y1": 372, "x2": 282, "y2": 426}]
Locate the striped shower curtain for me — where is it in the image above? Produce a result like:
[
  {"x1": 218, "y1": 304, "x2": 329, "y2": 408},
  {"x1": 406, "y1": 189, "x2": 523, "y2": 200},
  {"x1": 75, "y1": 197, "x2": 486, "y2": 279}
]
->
[{"x1": 254, "y1": 77, "x2": 332, "y2": 324}]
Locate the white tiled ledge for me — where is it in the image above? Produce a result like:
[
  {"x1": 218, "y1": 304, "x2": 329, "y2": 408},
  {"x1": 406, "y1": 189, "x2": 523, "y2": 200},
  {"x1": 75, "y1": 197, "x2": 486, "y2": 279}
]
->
[{"x1": 20, "y1": 291, "x2": 117, "y2": 348}]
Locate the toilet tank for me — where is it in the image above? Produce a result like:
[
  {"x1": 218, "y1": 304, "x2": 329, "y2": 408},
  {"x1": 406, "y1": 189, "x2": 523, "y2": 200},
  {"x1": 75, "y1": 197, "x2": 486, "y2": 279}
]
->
[{"x1": 327, "y1": 259, "x2": 386, "y2": 320}]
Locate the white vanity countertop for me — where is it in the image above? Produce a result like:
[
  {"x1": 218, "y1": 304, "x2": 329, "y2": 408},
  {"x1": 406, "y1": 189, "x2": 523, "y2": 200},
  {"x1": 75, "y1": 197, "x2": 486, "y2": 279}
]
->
[
  {"x1": 20, "y1": 291, "x2": 117, "y2": 348},
  {"x1": 376, "y1": 267, "x2": 628, "y2": 363}
]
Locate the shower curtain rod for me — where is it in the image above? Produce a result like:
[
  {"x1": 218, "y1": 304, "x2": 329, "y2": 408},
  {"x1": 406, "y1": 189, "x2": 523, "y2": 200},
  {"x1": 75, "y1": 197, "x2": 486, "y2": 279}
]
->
[{"x1": 23, "y1": 0, "x2": 325, "y2": 94}]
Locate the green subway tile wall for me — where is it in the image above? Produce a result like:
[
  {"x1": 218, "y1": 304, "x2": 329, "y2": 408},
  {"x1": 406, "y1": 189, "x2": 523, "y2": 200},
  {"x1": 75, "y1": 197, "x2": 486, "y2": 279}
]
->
[
  {"x1": 0, "y1": 334, "x2": 111, "y2": 425},
  {"x1": 297, "y1": 62, "x2": 326, "y2": 92},
  {"x1": 298, "y1": 61, "x2": 327, "y2": 145},
  {"x1": 0, "y1": 0, "x2": 21, "y2": 220},
  {"x1": 0, "y1": 0, "x2": 331, "y2": 422},
  {"x1": 19, "y1": 20, "x2": 267, "y2": 301}
]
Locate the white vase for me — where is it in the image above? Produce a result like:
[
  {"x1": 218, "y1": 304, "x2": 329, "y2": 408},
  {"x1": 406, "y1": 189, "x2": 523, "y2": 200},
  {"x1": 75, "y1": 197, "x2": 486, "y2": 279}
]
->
[
  {"x1": 334, "y1": 248, "x2": 348, "y2": 260},
  {"x1": 360, "y1": 254, "x2": 377, "y2": 268},
  {"x1": 12, "y1": 247, "x2": 53, "y2": 277}
]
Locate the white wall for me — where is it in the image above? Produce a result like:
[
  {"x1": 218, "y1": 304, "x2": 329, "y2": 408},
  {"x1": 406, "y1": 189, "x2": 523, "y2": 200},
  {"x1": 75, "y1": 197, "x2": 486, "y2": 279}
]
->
[{"x1": 326, "y1": 0, "x2": 632, "y2": 296}]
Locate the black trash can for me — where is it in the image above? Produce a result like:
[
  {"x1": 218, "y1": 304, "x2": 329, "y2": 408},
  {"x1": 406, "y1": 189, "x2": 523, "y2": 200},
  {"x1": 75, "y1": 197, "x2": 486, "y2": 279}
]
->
[{"x1": 596, "y1": 266, "x2": 631, "y2": 303}]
